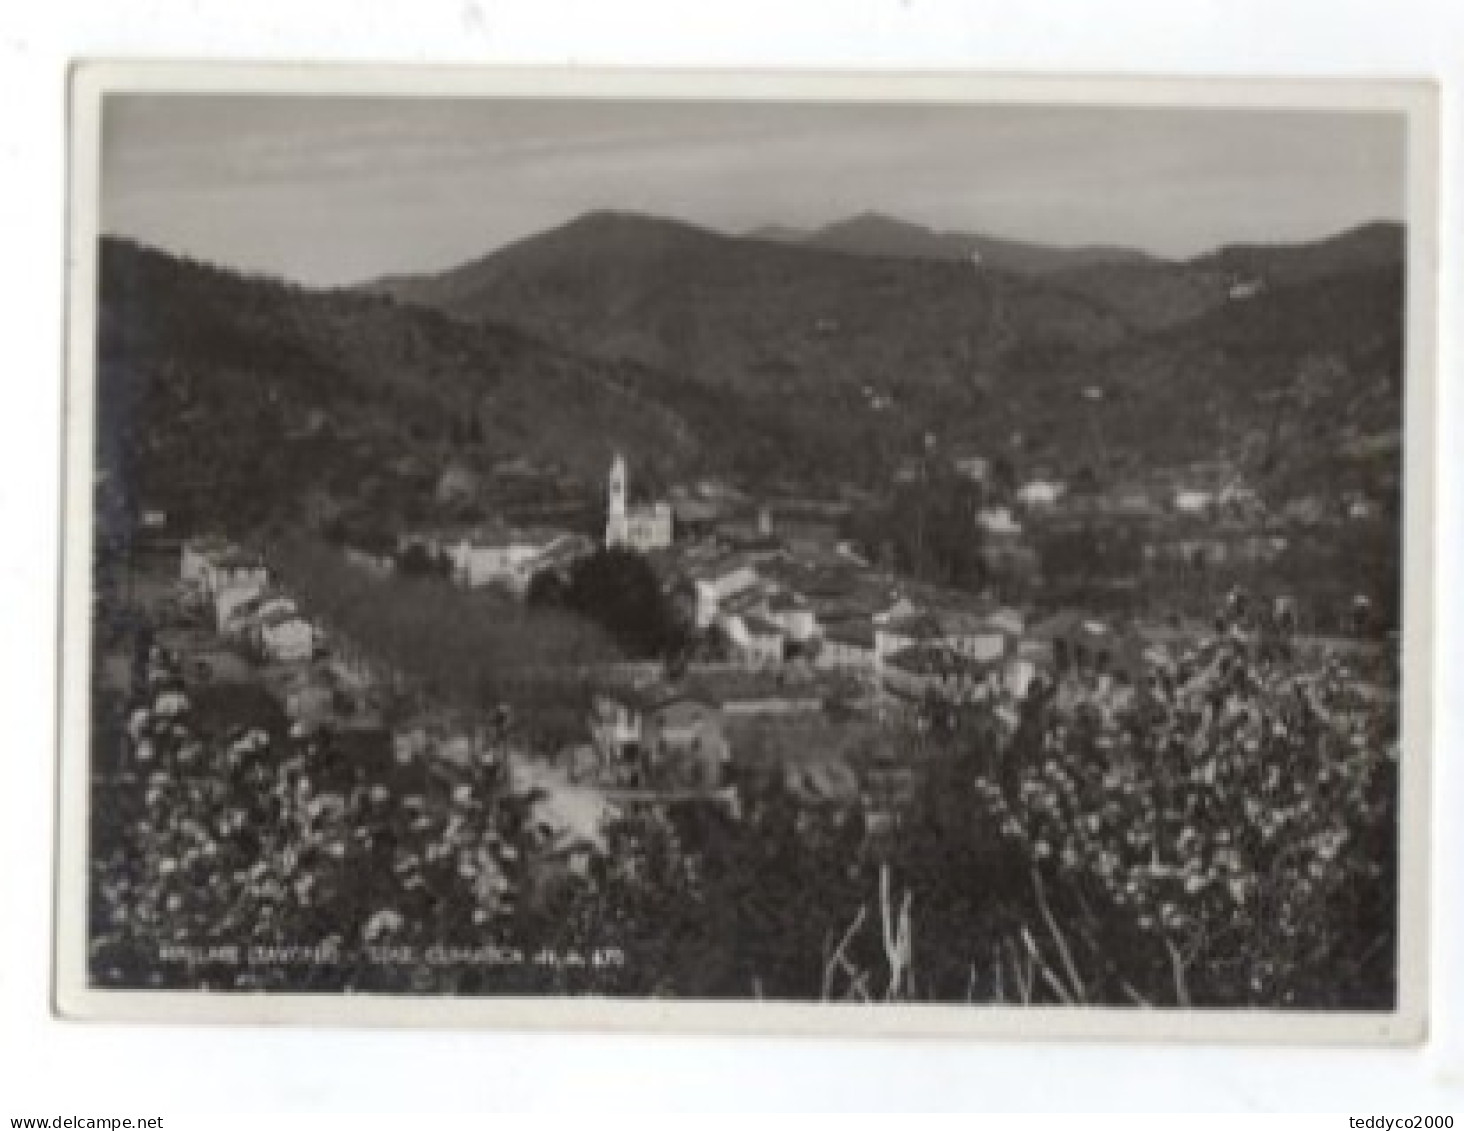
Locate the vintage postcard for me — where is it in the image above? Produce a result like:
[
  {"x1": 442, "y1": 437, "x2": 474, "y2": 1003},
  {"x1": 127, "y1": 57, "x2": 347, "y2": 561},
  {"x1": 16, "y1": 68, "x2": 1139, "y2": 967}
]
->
[{"x1": 55, "y1": 64, "x2": 1437, "y2": 1040}]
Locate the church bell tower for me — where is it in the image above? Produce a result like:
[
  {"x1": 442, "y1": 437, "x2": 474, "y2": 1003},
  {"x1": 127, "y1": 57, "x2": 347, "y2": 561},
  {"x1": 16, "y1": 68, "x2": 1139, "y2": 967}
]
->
[{"x1": 606, "y1": 452, "x2": 628, "y2": 546}]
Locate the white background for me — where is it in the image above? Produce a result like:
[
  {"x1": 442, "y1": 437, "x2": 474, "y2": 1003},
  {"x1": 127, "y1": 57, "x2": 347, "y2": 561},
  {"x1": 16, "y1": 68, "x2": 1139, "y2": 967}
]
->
[{"x1": 2, "y1": 0, "x2": 1462, "y2": 1114}]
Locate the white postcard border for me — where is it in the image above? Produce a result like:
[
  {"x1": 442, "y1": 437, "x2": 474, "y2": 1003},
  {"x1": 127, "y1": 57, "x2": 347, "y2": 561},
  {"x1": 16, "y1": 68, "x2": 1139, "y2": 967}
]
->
[{"x1": 54, "y1": 61, "x2": 1440, "y2": 1043}]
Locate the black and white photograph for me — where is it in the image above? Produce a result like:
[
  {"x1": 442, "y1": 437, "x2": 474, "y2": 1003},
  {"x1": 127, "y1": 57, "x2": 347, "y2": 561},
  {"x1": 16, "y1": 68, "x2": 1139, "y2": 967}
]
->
[{"x1": 55, "y1": 67, "x2": 1436, "y2": 1037}]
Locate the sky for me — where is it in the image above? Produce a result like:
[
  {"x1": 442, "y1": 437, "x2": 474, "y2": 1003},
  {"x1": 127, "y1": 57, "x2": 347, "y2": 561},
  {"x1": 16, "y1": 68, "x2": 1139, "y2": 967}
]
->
[{"x1": 99, "y1": 94, "x2": 1408, "y2": 288}]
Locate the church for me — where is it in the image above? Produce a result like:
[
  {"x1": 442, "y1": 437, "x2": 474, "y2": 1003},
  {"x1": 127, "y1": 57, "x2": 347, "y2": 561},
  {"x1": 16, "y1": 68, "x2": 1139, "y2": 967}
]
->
[{"x1": 605, "y1": 453, "x2": 674, "y2": 552}]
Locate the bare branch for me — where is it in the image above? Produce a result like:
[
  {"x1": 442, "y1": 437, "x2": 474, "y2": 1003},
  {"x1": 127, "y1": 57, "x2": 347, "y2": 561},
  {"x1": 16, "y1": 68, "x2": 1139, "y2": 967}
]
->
[
  {"x1": 1164, "y1": 936, "x2": 1192, "y2": 1008},
  {"x1": 878, "y1": 864, "x2": 914, "y2": 1001},
  {"x1": 1021, "y1": 925, "x2": 1075, "y2": 1005},
  {"x1": 821, "y1": 903, "x2": 868, "y2": 1002},
  {"x1": 1119, "y1": 979, "x2": 1152, "y2": 1008},
  {"x1": 1003, "y1": 936, "x2": 1031, "y2": 1005}
]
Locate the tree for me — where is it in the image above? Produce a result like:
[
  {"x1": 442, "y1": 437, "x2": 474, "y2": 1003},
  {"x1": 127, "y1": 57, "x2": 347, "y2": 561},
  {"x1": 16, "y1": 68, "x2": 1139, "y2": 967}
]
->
[
  {"x1": 565, "y1": 548, "x2": 686, "y2": 659},
  {"x1": 398, "y1": 543, "x2": 447, "y2": 578},
  {"x1": 844, "y1": 472, "x2": 986, "y2": 591},
  {"x1": 525, "y1": 569, "x2": 568, "y2": 607}
]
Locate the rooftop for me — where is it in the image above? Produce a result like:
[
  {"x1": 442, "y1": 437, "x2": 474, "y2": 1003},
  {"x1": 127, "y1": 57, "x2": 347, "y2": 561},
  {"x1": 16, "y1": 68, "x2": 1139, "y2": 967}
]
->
[
  {"x1": 686, "y1": 554, "x2": 759, "y2": 583},
  {"x1": 741, "y1": 614, "x2": 786, "y2": 639},
  {"x1": 880, "y1": 612, "x2": 945, "y2": 641},
  {"x1": 766, "y1": 591, "x2": 810, "y2": 613},
  {"x1": 1028, "y1": 609, "x2": 1117, "y2": 642},
  {"x1": 935, "y1": 608, "x2": 1018, "y2": 637},
  {"x1": 721, "y1": 588, "x2": 770, "y2": 617},
  {"x1": 822, "y1": 620, "x2": 876, "y2": 649},
  {"x1": 186, "y1": 534, "x2": 235, "y2": 555},
  {"x1": 259, "y1": 607, "x2": 309, "y2": 629}
]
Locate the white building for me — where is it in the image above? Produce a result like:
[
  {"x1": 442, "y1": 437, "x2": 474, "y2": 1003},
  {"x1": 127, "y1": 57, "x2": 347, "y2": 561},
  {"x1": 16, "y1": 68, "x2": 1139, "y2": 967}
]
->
[
  {"x1": 977, "y1": 506, "x2": 1023, "y2": 536},
  {"x1": 689, "y1": 558, "x2": 761, "y2": 628},
  {"x1": 764, "y1": 591, "x2": 817, "y2": 642},
  {"x1": 433, "y1": 525, "x2": 592, "y2": 595},
  {"x1": 198, "y1": 548, "x2": 269, "y2": 631},
  {"x1": 605, "y1": 453, "x2": 673, "y2": 552},
  {"x1": 258, "y1": 610, "x2": 317, "y2": 663},
  {"x1": 1017, "y1": 480, "x2": 1066, "y2": 510},
  {"x1": 936, "y1": 609, "x2": 1018, "y2": 664},
  {"x1": 454, "y1": 528, "x2": 555, "y2": 590},
  {"x1": 180, "y1": 534, "x2": 234, "y2": 587},
  {"x1": 1174, "y1": 489, "x2": 1215, "y2": 517},
  {"x1": 204, "y1": 552, "x2": 269, "y2": 600}
]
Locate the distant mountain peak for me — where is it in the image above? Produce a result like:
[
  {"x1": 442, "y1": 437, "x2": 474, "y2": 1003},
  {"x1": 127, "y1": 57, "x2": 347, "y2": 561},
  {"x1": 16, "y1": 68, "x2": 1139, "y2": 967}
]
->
[
  {"x1": 559, "y1": 208, "x2": 722, "y2": 239},
  {"x1": 816, "y1": 211, "x2": 937, "y2": 241},
  {"x1": 799, "y1": 211, "x2": 1156, "y2": 275},
  {"x1": 745, "y1": 223, "x2": 812, "y2": 243},
  {"x1": 833, "y1": 209, "x2": 922, "y2": 228}
]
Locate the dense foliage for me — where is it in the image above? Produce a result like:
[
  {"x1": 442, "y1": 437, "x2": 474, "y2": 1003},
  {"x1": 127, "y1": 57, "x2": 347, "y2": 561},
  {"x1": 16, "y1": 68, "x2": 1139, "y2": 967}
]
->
[
  {"x1": 557, "y1": 548, "x2": 690, "y2": 660},
  {"x1": 551, "y1": 606, "x2": 1398, "y2": 1006},
  {"x1": 91, "y1": 590, "x2": 1397, "y2": 1007}
]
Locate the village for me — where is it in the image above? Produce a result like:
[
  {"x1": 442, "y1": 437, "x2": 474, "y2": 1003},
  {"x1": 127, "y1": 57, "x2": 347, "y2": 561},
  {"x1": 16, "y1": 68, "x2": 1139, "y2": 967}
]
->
[{"x1": 103, "y1": 430, "x2": 1397, "y2": 906}]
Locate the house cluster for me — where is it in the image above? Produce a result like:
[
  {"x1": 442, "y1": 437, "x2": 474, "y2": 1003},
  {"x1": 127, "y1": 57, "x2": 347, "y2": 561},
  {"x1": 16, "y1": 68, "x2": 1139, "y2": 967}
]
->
[
  {"x1": 652, "y1": 513, "x2": 1046, "y2": 707},
  {"x1": 872, "y1": 604, "x2": 1034, "y2": 704},
  {"x1": 639, "y1": 446, "x2": 1215, "y2": 711},
  {"x1": 179, "y1": 536, "x2": 320, "y2": 665},
  {"x1": 568, "y1": 661, "x2": 870, "y2": 803},
  {"x1": 565, "y1": 592, "x2": 1163, "y2": 832},
  {"x1": 394, "y1": 523, "x2": 596, "y2": 596},
  {"x1": 946, "y1": 450, "x2": 1332, "y2": 578},
  {"x1": 1006, "y1": 460, "x2": 1268, "y2": 524},
  {"x1": 576, "y1": 684, "x2": 733, "y2": 793},
  {"x1": 147, "y1": 555, "x2": 626, "y2": 881},
  {"x1": 153, "y1": 445, "x2": 1225, "y2": 869},
  {"x1": 390, "y1": 453, "x2": 874, "y2": 609},
  {"x1": 175, "y1": 535, "x2": 426, "y2": 741}
]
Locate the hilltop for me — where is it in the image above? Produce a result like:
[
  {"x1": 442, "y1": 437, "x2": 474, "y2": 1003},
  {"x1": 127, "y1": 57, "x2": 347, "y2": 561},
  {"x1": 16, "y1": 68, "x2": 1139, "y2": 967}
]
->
[
  {"x1": 366, "y1": 209, "x2": 1133, "y2": 399},
  {"x1": 95, "y1": 238, "x2": 752, "y2": 532}
]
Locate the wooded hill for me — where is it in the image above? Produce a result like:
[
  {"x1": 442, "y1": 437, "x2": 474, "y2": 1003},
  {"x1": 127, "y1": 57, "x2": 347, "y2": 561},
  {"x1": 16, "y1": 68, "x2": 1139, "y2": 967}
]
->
[
  {"x1": 369, "y1": 211, "x2": 1404, "y2": 489},
  {"x1": 95, "y1": 211, "x2": 1404, "y2": 539}
]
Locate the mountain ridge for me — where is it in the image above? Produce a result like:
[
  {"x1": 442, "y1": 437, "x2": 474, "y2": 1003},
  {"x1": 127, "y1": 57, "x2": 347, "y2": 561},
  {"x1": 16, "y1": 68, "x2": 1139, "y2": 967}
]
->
[
  {"x1": 799, "y1": 209, "x2": 1160, "y2": 274},
  {"x1": 98, "y1": 215, "x2": 1404, "y2": 539}
]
